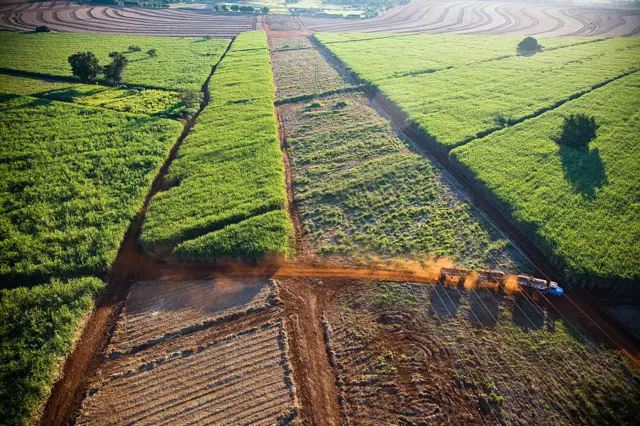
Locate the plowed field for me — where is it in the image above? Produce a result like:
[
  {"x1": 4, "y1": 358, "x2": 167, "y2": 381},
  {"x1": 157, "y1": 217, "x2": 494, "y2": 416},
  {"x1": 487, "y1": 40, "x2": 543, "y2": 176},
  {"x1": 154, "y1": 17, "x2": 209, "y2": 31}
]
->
[{"x1": 79, "y1": 320, "x2": 297, "y2": 425}]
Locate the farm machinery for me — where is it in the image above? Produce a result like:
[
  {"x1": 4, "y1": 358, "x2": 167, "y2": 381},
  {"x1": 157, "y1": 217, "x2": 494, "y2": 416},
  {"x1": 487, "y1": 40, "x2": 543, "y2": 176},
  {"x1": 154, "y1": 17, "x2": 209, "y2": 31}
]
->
[
  {"x1": 439, "y1": 267, "x2": 468, "y2": 284},
  {"x1": 438, "y1": 267, "x2": 563, "y2": 296},
  {"x1": 516, "y1": 275, "x2": 564, "y2": 296}
]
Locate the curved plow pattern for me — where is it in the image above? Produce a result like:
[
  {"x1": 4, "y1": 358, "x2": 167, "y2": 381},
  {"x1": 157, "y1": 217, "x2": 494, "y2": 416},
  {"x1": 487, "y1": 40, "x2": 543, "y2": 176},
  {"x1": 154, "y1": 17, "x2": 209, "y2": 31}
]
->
[
  {"x1": 301, "y1": 0, "x2": 640, "y2": 36},
  {"x1": 0, "y1": 1, "x2": 254, "y2": 36},
  {"x1": 1, "y1": 1, "x2": 636, "y2": 37}
]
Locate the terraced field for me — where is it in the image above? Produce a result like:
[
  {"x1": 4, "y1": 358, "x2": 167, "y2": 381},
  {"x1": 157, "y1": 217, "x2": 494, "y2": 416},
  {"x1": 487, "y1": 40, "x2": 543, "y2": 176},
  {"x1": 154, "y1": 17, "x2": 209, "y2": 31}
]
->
[
  {"x1": 302, "y1": 0, "x2": 640, "y2": 36},
  {"x1": 0, "y1": 1, "x2": 254, "y2": 36},
  {"x1": 1, "y1": 0, "x2": 638, "y2": 36},
  {"x1": 79, "y1": 320, "x2": 297, "y2": 425}
]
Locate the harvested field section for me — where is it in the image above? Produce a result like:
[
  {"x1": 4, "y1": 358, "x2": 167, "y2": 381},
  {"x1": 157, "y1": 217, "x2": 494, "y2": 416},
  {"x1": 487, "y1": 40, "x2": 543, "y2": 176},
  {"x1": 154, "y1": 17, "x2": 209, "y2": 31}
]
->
[
  {"x1": 323, "y1": 280, "x2": 640, "y2": 425},
  {"x1": 279, "y1": 93, "x2": 527, "y2": 271},
  {"x1": 268, "y1": 36, "x2": 314, "y2": 51},
  {"x1": 79, "y1": 321, "x2": 298, "y2": 425},
  {"x1": 270, "y1": 44, "x2": 354, "y2": 100},
  {"x1": 0, "y1": 3, "x2": 253, "y2": 36},
  {"x1": 108, "y1": 278, "x2": 277, "y2": 354},
  {"x1": 301, "y1": 0, "x2": 640, "y2": 36}
]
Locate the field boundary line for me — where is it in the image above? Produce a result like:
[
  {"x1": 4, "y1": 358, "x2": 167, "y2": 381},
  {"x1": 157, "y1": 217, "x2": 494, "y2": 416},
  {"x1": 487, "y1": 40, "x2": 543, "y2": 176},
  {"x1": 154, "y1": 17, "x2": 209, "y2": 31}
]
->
[{"x1": 274, "y1": 84, "x2": 366, "y2": 105}]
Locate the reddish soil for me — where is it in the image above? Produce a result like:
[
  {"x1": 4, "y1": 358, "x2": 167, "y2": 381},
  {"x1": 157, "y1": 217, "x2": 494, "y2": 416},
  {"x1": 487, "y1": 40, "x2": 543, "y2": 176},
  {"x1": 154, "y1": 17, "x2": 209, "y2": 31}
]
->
[{"x1": 278, "y1": 277, "x2": 342, "y2": 425}]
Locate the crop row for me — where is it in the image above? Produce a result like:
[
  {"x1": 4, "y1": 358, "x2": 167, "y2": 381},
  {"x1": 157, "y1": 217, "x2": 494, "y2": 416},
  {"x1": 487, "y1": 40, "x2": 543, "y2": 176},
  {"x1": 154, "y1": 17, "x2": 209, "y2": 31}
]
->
[
  {"x1": 140, "y1": 31, "x2": 292, "y2": 262},
  {"x1": 108, "y1": 277, "x2": 275, "y2": 354},
  {"x1": 451, "y1": 72, "x2": 640, "y2": 283},
  {"x1": 0, "y1": 32, "x2": 230, "y2": 91},
  {"x1": 79, "y1": 322, "x2": 296, "y2": 425},
  {"x1": 0, "y1": 74, "x2": 183, "y2": 117}
]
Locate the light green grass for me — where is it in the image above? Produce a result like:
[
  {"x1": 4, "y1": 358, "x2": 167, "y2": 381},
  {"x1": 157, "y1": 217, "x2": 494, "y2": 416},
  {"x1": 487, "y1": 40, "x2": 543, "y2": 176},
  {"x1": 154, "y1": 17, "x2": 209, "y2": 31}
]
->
[
  {"x1": 141, "y1": 31, "x2": 292, "y2": 261},
  {"x1": 0, "y1": 277, "x2": 104, "y2": 426},
  {"x1": 451, "y1": 73, "x2": 640, "y2": 283},
  {"x1": 0, "y1": 74, "x2": 183, "y2": 116},
  {"x1": 0, "y1": 32, "x2": 230, "y2": 90},
  {"x1": 0, "y1": 95, "x2": 182, "y2": 285}
]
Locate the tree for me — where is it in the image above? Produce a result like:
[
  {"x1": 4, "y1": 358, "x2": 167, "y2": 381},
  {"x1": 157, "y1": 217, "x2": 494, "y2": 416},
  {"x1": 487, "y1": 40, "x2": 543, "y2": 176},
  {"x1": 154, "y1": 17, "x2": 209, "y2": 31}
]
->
[
  {"x1": 128, "y1": 45, "x2": 142, "y2": 52},
  {"x1": 147, "y1": 48, "x2": 157, "y2": 58},
  {"x1": 555, "y1": 114, "x2": 599, "y2": 149},
  {"x1": 261, "y1": 6, "x2": 269, "y2": 13},
  {"x1": 68, "y1": 52, "x2": 102, "y2": 82},
  {"x1": 220, "y1": 4, "x2": 228, "y2": 11},
  {"x1": 213, "y1": 4, "x2": 219, "y2": 10},
  {"x1": 35, "y1": 25, "x2": 50, "y2": 33},
  {"x1": 103, "y1": 51, "x2": 128, "y2": 85},
  {"x1": 230, "y1": 4, "x2": 239, "y2": 11},
  {"x1": 179, "y1": 88, "x2": 203, "y2": 116}
]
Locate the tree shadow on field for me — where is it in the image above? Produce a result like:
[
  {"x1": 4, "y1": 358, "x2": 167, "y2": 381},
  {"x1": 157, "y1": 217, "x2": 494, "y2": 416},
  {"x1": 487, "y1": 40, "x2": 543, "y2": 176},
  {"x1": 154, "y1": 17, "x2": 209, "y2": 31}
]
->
[
  {"x1": 558, "y1": 145, "x2": 607, "y2": 200},
  {"x1": 38, "y1": 87, "x2": 107, "y2": 102}
]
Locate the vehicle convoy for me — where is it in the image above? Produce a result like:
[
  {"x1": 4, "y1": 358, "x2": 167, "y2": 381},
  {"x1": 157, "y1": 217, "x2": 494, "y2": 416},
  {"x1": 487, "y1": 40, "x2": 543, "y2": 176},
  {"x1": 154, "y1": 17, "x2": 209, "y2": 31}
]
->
[{"x1": 439, "y1": 267, "x2": 563, "y2": 296}]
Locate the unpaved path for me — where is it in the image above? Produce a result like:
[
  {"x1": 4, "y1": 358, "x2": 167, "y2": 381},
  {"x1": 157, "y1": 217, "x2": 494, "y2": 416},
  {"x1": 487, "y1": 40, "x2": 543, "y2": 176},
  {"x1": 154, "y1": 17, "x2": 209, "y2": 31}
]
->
[{"x1": 279, "y1": 278, "x2": 342, "y2": 425}]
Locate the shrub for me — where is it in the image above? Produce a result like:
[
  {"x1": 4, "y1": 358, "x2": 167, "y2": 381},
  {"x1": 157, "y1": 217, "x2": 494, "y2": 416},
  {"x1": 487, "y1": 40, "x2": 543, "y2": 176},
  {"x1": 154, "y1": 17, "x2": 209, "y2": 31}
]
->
[
  {"x1": 35, "y1": 25, "x2": 50, "y2": 33},
  {"x1": 517, "y1": 36, "x2": 542, "y2": 52},
  {"x1": 556, "y1": 113, "x2": 598, "y2": 149},
  {"x1": 68, "y1": 52, "x2": 102, "y2": 82},
  {"x1": 128, "y1": 45, "x2": 142, "y2": 52},
  {"x1": 103, "y1": 51, "x2": 128, "y2": 85},
  {"x1": 147, "y1": 48, "x2": 157, "y2": 58}
]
